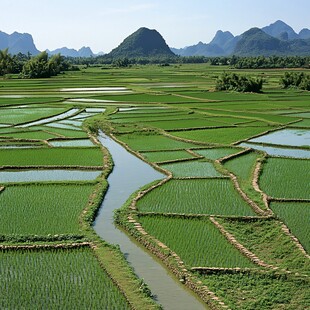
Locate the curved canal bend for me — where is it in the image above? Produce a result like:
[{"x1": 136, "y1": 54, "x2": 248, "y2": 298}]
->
[{"x1": 94, "y1": 132, "x2": 206, "y2": 310}]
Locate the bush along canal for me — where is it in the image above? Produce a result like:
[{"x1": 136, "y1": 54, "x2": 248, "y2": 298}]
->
[{"x1": 94, "y1": 132, "x2": 206, "y2": 310}]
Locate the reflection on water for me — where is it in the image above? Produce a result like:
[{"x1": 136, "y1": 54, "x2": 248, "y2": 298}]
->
[
  {"x1": 18, "y1": 108, "x2": 80, "y2": 128},
  {"x1": 0, "y1": 169, "x2": 102, "y2": 183},
  {"x1": 239, "y1": 142, "x2": 310, "y2": 159},
  {"x1": 249, "y1": 129, "x2": 310, "y2": 147},
  {"x1": 49, "y1": 139, "x2": 96, "y2": 147}
]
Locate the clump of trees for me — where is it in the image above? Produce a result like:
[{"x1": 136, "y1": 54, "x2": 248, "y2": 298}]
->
[
  {"x1": 0, "y1": 49, "x2": 29, "y2": 75},
  {"x1": 216, "y1": 72, "x2": 264, "y2": 93},
  {"x1": 280, "y1": 72, "x2": 310, "y2": 91},
  {"x1": 0, "y1": 49, "x2": 70, "y2": 78},
  {"x1": 21, "y1": 52, "x2": 68, "y2": 78}
]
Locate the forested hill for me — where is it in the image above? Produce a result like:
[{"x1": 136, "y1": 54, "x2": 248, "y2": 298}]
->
[
  {"x1": 234, "y1": 28, "x2": 310, "y2": 56},
  {"x1": 172, "y1": 20, "x2": 310, "y2": 57},
  {"x1": 107, "y1": 27, "x2": 176, "y2": 58}
]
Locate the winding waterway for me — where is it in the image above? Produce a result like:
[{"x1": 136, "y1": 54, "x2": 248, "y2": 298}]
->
[{"x1": 94, "y1": 132, "x2": 206, "y2": 310}]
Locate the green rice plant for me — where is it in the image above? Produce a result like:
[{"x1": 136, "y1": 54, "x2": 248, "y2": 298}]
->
[
  {"x1": 170, "y1": 127, "x2": 271, "y2": 144},
  {"x1": 290, "y1": 119, "x2": 310, "y2": 127},
  {"x1": 259, "y1": 158, "x2": 310, "y2": 199},
  {"x1": 160, "y1": 160, "x2": 223, "y2": 177},
  {"x1": 1, "y1": 130, "x2": 58, "y2": 140},
  {"x1": 109, "y1": 111, "x2": 191, "y2": 123},
  {"x1": 117, "y1": 107, "x2": 181, "y2": 114},
  {"x1": 224, "y1": 152, "x2": 260, "y2": 179},
  {"x1": 239, "y1": 120, "x2": 275, "y2": 127},
  {"x1": 204, "y1": 103, "x2": 285, "y2": 112},
  {"x1": 173, "y1": 100, "x2": 279, "y2": 111},
  {"x1": 216, "y1": 218, "x2": 310, "y2": 275},
  {"x1": 93, "y1": 92, "x2": 198, "y2": 103},
  {"x1": 109, "y1": 113, "x2": 192, "y2": 124},
  {"x1": 199, "y1": 271, "x2": 310, "y2": 309},
  {"x1": 139, "y1": 215, "x2": 254, "y2": 268},
  {"x1": 141, "y1": 118, "x2": 229, "y2": 130},
  {"x1": 0, "y1": 97, "x2": 64, "y2": 107},
  {"x1": 0, "y1": 184, "x2": 95, "y2": 235},
  {"x1": 201, "y1": 108, "x2": 296, "y2": 124},
  {"x1": 0, "y1": 140, "x2": 45, "y2": 147},
  {"x1": 178, "y1": 90, "x2": 268, "y2": 102},
  {"x1": 115, "y1": 133, "x2": 201, "y2": 151},
  {"x1": 0, "y1": 147, "x2": 103, "y2": 167},
  {"x1": 136, "y1": 179, "x2": 256, "y2": 216},
  {"x1": 0, "y1": 247, "x2": 130, "y2": 309},
  {"x1": 194, "y1": 147, "x2": 240, "y2": 160},
  {"x1": 0, "y1": 107, "x2": 66, "y2": 125},
  {"x1": 270, "y1": 202, "x2": 310, "y2": 253},
  {"x1": 224, "y1": 152, "x2": 268, "y2": 210},
  {"x1": 141, "y1": 150, "x2": 196, "y2": 163},
  {"x1": 203, "y1": 116, "x2": 252, "y2": 124},
  {"x1": 110, "y1": 110, "x2": 189, "y2": 119},
  {"x1": 289, "y1": 112, "x2": 310, "y2": 118},
  {"x1": 41, "y1": 126, "x2": 89, "y2": 138},
  {"x1": 202, "y1": 100, "x2": 298, "y2": 112},
  {"x1": 0, "y1": 127, "x2": 34, "y2": 134},
  {"x1": 267, "y1": 109, "x2": 305, "y2": 115}
]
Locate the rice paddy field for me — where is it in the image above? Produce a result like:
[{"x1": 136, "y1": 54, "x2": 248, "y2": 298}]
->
[
  {"x1": 259, "y1": 157, "x2": 310, "y2": 199},
  {"x1": 0, "y1": 147, "x2": 103, "y2": 167},
  {"x1": 270, "y1": 201, "x2": 310, "y2": 253},
  {"x1": 136, "y1": 179, "x2": 256, "y2": 216},
  {"x1": 160, "y1": 159, "x2": 223, "y2": 178},
  {"x1": 0, "y1": 247, "x2": 130, "y2": 309},
  {"x1": 0, "y1": 64, "x2": 309, "y2": 309},
  {"x1": 140, "y1": 149, "x2": 196, "y2": 163},
  {"x1": 0, "y1": 184, "x2": 95, "y2": 235},
  {"x1": 138, "y1": 215, "x2": 255, "y2": 268}
]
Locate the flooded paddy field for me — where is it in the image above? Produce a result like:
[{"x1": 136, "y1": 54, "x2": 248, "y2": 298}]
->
[{"x1": 0, "y1": 64, "x2": 309, "y2": 309}]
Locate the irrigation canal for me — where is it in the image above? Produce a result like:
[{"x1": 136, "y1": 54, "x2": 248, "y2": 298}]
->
[{"x1": 94, "y1": 132, "x2": 206, "y2": 310}]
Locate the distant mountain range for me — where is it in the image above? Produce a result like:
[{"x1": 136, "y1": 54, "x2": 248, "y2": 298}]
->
[
  {"x1": 0, "y1": 31, "x2": 40, "y2": 55},
  {"x1": 1, "y1": 20, "x2": 310, "y2": 58},
  {"x1": 0, "y1": 30, "x2": 101, "y2": 57},
  {"x1": 46, "y1": 46, "x2": 96, "y2": 57},
  {"x1": 172, "y1": 20, "x2": 310, "y2": 56}
]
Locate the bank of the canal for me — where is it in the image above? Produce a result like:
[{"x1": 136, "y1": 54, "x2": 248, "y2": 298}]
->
[{"x1": 94, "y1": 132, "x2": 206, "y2": 310}]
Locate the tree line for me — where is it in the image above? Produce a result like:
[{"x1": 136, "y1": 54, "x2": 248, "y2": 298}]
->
[
  {"x1": 1, "y1": 48, "x2": 310, "y2": 80},
  {"x1": 74, "y1": 54, "x2": 310, "y2": 68},
  {"x1": 210, "y1": 55, "x2": 310, "y2": 69}
]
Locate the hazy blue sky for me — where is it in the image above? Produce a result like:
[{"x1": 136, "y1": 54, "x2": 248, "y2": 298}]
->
[{"x1": 1, "y1": 0, "x2": 309, "y2": 53}]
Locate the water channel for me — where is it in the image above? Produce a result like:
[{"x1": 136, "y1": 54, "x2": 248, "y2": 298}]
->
[{"x1": 94, "y1": 132, "x2": 206, "y2": 310}]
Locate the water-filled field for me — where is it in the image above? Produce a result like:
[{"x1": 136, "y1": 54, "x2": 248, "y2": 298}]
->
[{"x1": 0, "y1": 64, "x2": 309, "y2": 309}]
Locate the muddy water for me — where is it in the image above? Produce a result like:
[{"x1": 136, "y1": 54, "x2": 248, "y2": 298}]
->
[{"x1": 94, "y1": 132, "x2": 206, "y2": 310}]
